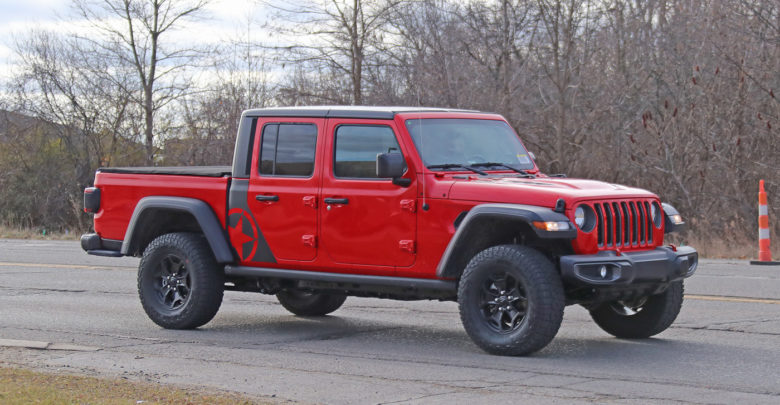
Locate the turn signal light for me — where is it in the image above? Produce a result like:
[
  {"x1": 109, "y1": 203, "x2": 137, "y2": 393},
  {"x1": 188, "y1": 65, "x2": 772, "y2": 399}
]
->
[{"x1": 532, "y1": 221, "x2": 571, "y2": 232}]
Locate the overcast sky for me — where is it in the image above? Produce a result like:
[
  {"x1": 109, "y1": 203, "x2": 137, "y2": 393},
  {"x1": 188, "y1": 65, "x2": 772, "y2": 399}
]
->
[{"x1": 0, "y1": 0, "x2": 270, "y2": 82}]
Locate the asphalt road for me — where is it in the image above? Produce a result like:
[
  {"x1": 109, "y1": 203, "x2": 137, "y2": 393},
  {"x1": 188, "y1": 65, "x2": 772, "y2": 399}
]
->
[{"x1": 1, "y1": 239, "x2": 779, "y2": 404}]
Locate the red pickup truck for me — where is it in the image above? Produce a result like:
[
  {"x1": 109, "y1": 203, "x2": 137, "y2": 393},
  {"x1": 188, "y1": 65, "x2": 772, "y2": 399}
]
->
[{"x1": 81, "y1": 106, "x2": 697, "y2": 355}]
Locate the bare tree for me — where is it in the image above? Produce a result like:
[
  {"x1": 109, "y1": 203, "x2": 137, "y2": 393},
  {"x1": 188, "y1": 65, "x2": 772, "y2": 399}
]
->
[
  {"x1": 73, "y1": 0, "x2": 209, "y2": 164},
  {"x1": 532, "y1": 0, "x2": 598, "y2": 173},
  {"x1": 266, "y1": 0, "x2": 400, "y2": 105},
  {"x1": 5, "y1": 30, "x2": 144, "y2": 230},
  {"x1": 169, "y1": 19, "x2": 276, "y2": 166},
  {"x1": 2, "y1": 0, "x2": 779, "y2": 250}
]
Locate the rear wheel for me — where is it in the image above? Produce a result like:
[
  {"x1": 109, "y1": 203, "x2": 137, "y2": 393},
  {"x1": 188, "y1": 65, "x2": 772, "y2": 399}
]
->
[
  {"x1": 589, "y1": 281, "x2": 684, "y2": 338},
  {"x1": 138, "y1": 232, "x2": 224, "y2": 329},
  {"x1": 276, "y1": 290, "x2": 347, "y2": 316},
  {"x1": 458, "y1": 245, "x2": 565, "y2": 356}
]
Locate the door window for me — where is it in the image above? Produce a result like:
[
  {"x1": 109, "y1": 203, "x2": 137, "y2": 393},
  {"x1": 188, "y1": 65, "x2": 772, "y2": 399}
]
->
[
  {"x1": 259, "y1": 123, "x2": 317, "y2": 176},
  {"x1": 334, "y1": 125, "x2": 403, "y2": 178}
]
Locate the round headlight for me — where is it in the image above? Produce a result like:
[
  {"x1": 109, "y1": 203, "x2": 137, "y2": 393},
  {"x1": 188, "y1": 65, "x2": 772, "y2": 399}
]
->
[
  {"x1": 574, "y1": 204, "x2": 596, "y2": 232},
  {"x1": 575, "y1": 206, "x2": 586, "y2": 228},
  {"x1": 651, "y1": 202, "x2": 662, "y2": 228}
]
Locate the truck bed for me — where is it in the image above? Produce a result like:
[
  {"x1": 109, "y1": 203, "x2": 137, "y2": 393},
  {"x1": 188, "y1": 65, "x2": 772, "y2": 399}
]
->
[
  {"x1": 93, "y1": 170, "x2": 231, "y2": 242},
  {"x1": 97, "y1": 166, "x2": 232, "y2": 177}
]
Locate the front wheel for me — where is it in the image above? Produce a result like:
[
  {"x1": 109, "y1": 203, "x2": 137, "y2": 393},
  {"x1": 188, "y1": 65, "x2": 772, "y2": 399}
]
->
[
  {"x1": 458, "y1": 245, "x2": 565, "y2": 356},
  {"x1": 589, "y1": 281, "x2": 684, "y2": 338},
  {"x1": 138, "y1": 232, "x2": 224, "y2": 329},
  {"x1": 276, "y1": 290, "x2": 347, "y2": 316}
]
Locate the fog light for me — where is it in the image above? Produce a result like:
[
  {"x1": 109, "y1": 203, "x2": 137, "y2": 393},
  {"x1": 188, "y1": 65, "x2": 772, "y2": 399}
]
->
[{"x1": 574, "y1": 263, "x2": 626, "y2": 283}]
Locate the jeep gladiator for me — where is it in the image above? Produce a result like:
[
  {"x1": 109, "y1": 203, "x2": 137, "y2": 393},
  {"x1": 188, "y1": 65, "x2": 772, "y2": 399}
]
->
[{"x1": 81, "y1": 106, "x2": 697, "y2": 355}]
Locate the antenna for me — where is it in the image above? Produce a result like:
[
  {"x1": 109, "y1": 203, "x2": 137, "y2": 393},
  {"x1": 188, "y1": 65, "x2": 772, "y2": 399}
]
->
[{"x1": 418, "y1": 91, "x2": 429, "y2": 211}]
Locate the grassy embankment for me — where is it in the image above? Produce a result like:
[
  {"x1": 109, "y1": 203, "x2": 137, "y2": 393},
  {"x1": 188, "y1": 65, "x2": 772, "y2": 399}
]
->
[
  {"x1": 0, "y1": 226, "x2": 79, "y2": 241},
  {"x1": 0, "y1": 366, "x2": 268, "y2": 405}
]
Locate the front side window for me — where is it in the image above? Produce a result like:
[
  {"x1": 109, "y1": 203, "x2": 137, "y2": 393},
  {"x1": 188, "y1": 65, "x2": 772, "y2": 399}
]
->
[
  {"x1": 405, "y1": 118, "x2": 534, "y2": 170},
  {"x1": 334, "y1": 125, "x2": 402, "y2": 178},
  {"x1": 259, "y1": 123, "x2": 317, "y2": 176}
]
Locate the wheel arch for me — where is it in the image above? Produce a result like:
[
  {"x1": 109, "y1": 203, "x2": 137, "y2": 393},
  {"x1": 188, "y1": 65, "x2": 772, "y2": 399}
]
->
[
  {"x1": 121, "y1": 196, "x2": 235, "y2": 263},
  {"x1": 436, "y1": 204, "x2": 576, "y2": 279}
]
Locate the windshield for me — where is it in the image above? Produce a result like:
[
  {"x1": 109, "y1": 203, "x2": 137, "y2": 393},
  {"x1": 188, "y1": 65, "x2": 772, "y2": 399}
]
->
[{"x1": 405, "y1": 118, "x2": 535, "y2": 170}]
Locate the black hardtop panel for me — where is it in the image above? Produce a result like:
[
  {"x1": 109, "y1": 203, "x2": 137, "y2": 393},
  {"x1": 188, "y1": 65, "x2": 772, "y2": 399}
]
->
[
  {"x1": 232, "y1": 106, "x2": 498, "y2": 179},
  {"x1": 242, "y1": 106, "x2": 483, "y2": 120},
  {"x1": 97, "y1": 166, "x2": 232, "y2": 177}
]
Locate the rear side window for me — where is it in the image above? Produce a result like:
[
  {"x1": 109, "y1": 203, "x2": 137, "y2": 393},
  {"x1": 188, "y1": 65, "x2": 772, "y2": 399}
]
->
[
  {"x1": 259, "y1": 123, "x2": 317, "y2": 176},
  {"x1": 334, "y1": 125, "x2": 402, "y2": 178}
]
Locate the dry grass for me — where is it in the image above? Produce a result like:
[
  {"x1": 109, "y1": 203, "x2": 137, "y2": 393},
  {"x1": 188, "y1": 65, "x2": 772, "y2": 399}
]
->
[
  {"x1": 0, "y1": 366, "x2": 270, "y2": 405},
  {"x1": 0, "y1": 226, "x2": 79, "y2": 241}
]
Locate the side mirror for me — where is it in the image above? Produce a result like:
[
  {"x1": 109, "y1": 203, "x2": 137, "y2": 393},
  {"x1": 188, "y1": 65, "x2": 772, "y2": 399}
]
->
[{"x1": 376, "y1": 153, "x2": 410, "y2": 187}]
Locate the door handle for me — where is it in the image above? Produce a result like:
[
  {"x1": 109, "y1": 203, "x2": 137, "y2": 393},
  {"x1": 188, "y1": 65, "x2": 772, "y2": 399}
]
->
[
  {"x1": 323, "y1": 197, "x2": 349, "y2": 205},
  {"x1": 255, "y1": 194, "x2": 279, "y2": 202}
]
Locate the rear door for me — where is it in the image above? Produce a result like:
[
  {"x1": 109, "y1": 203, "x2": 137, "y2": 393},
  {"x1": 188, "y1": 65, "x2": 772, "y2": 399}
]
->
[
  {"x1": 242, "y1": 118, "x2": 323, "y2": 263},
  {"x1": 320, "y1": 120, "x2": 417, "y2": 267}
]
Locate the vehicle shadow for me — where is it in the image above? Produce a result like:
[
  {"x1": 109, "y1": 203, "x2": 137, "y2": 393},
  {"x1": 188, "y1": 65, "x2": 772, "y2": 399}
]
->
[{"x1": 193, "y1": 310, "x2": 735, "y2": 364}]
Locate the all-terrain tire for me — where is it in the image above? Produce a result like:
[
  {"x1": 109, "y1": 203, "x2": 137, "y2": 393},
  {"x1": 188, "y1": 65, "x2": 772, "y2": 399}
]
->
[
  {"x1": 276, "y1": 290, "x2": 347, "y2": 316},
  {"x1": 138, "y1": 232, "x2": 224, "y2": 329},
  {"x1": 589, "y1": 281, "x2": 684, "y2": 338},
  {"x1": 458, "y1": 245, "x2": 565, "y2": 356}
]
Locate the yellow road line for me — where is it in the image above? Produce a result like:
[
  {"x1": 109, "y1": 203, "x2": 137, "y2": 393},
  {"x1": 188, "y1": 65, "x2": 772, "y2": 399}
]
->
[
  {"x1": 0, "y1": 262, "x2": 113, "y2": 270},
  {"x1": 1, "y1": 261, "x2": 779, "y2": 305},
  {"x1": 686, "y1": 294, "x2": 780, "y2": 305}
]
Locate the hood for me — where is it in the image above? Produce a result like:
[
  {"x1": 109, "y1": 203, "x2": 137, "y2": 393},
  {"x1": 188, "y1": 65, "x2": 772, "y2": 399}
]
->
[{"x1": 447, "y1": 176, "x2": 658, "y2": 208}]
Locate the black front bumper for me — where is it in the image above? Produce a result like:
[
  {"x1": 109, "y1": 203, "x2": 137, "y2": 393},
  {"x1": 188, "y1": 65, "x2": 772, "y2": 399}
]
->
[{"x1": 560, "y1": 246, "x2": 697, "y2": 287}]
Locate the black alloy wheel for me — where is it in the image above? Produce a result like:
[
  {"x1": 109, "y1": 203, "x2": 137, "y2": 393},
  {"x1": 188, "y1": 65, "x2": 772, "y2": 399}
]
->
[
  {"x1": 153, "y1": 253, "x2": 191, "y2": 311},
  {"x1": 138, "y1": 232, "x2": 224, "y2": 329},
  {"x1": 458, "y1": 245, "x2": 565, "y2": 356},
  {"x1": 480, "y1": 273, "x2": 528, "y2": 333}
]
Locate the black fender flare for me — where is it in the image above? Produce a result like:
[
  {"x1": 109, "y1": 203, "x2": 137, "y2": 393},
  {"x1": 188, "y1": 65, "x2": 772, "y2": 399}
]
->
[
  {"x1": 661, "y1": 202, "x2": 687, "y2": 233},
  {"x1": 121, "y1": 196, "x2": 235, "y2": 263},
  {"x1": 436, "y1": 203, "x2": 576, "y2": 278}
]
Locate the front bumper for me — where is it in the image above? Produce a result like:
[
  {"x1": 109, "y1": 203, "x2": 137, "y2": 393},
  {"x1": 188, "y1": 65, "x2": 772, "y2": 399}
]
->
[{"x1": 560, "y1": 246, "x2": 697, "y2": 287}]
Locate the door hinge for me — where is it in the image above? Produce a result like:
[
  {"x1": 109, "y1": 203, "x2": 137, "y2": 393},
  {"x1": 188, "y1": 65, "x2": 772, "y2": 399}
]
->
[
  {"x1": 302, "y1": 234, "x2": 317, "y2": 248},
  {"x1": 399, "y1": 239, "x2": 416, "y2": 254},
  {"x1": 400, "y1": 199, "x2": 416, "y2": 213},
  {"x1": 303, "y1": 195, "x2": 317, "y2": 209}
]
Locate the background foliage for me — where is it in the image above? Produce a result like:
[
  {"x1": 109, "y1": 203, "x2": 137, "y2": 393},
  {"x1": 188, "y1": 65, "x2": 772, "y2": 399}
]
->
[{"x1": 1, "y1": 0, "x2": 778, "y2": 253}]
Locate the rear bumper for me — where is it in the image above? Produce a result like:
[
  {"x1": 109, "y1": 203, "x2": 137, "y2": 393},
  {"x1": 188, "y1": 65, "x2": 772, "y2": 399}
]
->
[
  {"x1": 560, "y1": 246, "x2": 697, "y2": 287},
  {"x1": 80, "y1": 233, "x2": 123, "y2": 257}
]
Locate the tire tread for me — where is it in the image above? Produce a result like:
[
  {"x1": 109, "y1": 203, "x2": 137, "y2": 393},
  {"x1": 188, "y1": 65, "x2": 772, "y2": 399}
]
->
[
  {"x1": 458, "y1": 245, "x2": 565, "y2": 356},
  {"x1": 589, "y1": 281, "x2": 684, "y2": 338},
  {"x1": 138, "y1": 232, "x2": 224, "y2": 329}
]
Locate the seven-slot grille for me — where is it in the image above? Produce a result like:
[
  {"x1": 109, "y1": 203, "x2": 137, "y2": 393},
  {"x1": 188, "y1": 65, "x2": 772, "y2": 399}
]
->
[{"x1": 591, "y1": 200, "x2": 656, "y2": 249}]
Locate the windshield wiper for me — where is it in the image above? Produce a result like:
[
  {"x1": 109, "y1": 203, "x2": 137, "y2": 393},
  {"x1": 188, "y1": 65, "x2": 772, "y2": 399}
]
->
[
  {"x1": 427, "y1": 163, "x2": 488, "y2": 175},
  {"x1": 469, "y1": 162, "x2": 534, "y2": 177}
]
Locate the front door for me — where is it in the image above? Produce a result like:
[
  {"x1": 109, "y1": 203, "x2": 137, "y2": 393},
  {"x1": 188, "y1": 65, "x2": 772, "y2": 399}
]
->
[
  {"x1": 320, "y1": 120, "x2": 417, "y2": 267},
  {"x1": 245, "y1": 119, "x2": 323, "y2": 263}
]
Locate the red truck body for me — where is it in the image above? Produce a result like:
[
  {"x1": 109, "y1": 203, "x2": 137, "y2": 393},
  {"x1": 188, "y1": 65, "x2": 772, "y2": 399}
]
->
[{"x1": 82, "y1": 106, "x2": 696, "y2": 355}]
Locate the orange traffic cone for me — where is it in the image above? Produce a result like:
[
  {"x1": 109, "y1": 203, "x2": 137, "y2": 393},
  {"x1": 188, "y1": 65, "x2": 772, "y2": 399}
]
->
[{"x1": 750, "y1": 180, "x2": 780, "y2": 265}]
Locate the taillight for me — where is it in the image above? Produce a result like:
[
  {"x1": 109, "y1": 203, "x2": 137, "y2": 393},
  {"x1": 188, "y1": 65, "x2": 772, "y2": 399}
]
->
[{"x1": 84, "y1": 187, "x2": 101, "y2": 213}]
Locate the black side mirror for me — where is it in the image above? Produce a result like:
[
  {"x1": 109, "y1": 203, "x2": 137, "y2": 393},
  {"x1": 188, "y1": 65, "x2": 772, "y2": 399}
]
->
[{"x1": 376, "y1": 153, "x2": 410, "y2": 187}]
